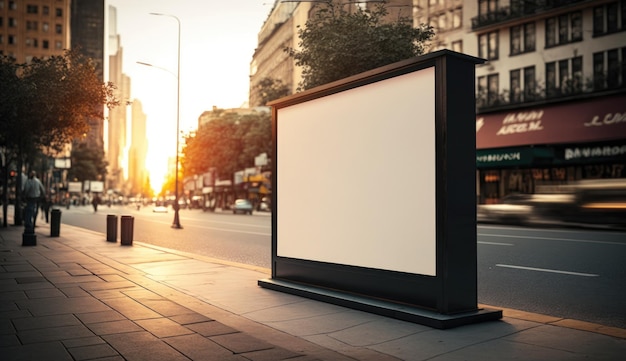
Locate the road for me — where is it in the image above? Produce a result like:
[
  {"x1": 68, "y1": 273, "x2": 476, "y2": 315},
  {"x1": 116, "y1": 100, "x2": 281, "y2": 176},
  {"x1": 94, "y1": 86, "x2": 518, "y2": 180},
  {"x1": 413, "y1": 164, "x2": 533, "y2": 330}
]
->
[{"x1": 55, "y1": 204, "x2": 626, "y2": 329}]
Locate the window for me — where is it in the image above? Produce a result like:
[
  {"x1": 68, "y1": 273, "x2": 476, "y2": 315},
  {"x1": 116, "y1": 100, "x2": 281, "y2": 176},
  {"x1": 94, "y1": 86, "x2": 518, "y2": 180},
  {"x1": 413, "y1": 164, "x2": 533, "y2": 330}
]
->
[
  {"x1": 26, "y1": 21, "x2": 38, "y2": 31},
  {"x1": 0, "y1": 35, "x2": 3, "y2": 44},
  {"x1": 43, "y1": 6, "x2": 49, "y2": 15},
  {"x1": 33, "y1": 38, "x2": 38, "y2": 47},
  {"x1": 510, "y1": 69, "x2": 521, "y2": 103},
  {"x1": 43, "y1": 40, "x2": 49, "y2": 49},
  {"x1": 593, "y1": 0, "x2": 626, "y2": 36},
  {"x1": 451, "y1": 40, "x2": 462, "y2": 53},
  {"x1": 545, "y1": 11, "x2": 582, "y2": 47},
  {"x1": 8, "y1": 17, "x2": 16, "y2": 27},
  {"x1": 8, "y1": 35, "x2": 16, "y2": 45},
  {"x1": 478, "y1": 0, "x2": 498, "y2": 17},
  {"x1": 510, "y1": 66, "x2": 536, "y2": 103},
  {"x1": 479, "y1": 31, "x2": 499, "y2": 60},
  {"x1": 9, "y1": 1, "x2": 16, "y2": 10},
  {"x1": 43, "y1": 22, "x2": 49, "y2": 32},
  {"x1": 510, "y1": 22, "x2": 535, "y2": 55},
  {"x1": 546, "y1": 57, "x2": 583, "y2": 98},
  {"x1": 452, "y1": 8, "x2": 462, "y2": 29},
  {"x1": 55, "y1": 24, "x2": 62, "y2": 34},
  {"x1": 55, "y1": 40, "x2": 62, "y2": 50},
  {"x1": 478, "y1": 74, "x2": 500, "y2": 107},
  {"x1": 594, "y1": 47, "x2": 626, "y2": 90},
  {"x1": 523, "y1": 66, "x2": 536, "y2": 101},
  {"x1": 27, "y1": 5, "x2": 38, "y2": 14},
  {"x1": 55, "y1": 8, "x2": 62, "y2": 17}
]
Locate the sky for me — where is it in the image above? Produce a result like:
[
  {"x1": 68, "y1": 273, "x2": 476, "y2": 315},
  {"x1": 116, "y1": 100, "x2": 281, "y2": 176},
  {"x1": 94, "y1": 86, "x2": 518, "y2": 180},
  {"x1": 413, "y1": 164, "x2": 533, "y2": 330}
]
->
[{"x1": 105, "y1": 0, "x2": 273, "y2": 192}]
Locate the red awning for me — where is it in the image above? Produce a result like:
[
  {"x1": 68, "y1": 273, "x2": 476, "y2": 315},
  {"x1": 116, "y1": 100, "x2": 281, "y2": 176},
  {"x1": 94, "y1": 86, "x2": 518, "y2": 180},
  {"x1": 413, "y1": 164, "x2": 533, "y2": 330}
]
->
[{"x1": 476, "y1": 94, "x2": 626, "y2": 149}]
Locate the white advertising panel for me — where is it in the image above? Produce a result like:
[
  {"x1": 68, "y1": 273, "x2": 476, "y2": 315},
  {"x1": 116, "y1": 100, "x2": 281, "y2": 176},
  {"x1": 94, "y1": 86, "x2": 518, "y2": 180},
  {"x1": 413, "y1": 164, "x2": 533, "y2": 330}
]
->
[
  {"x1": 68, "y1": 182, "x2": 82, "y2": 193},
  {"x1": 90, "y1": 181, "x2": 104, "y2": 192},
  {"x1": 276, "y1": 67, "x2": 436, "y2": 276}
]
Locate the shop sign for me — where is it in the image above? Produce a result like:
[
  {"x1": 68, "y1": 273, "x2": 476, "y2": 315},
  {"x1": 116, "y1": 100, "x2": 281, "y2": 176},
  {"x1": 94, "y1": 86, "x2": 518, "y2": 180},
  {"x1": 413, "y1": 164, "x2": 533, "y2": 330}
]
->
[
  {"x1": 564, "y1": 144, "x2": 626, "y2": 161},
  {"x1": 476, "y1": 94, "x2": 626, "y2": 149},
  {"x1": 476, "y1": 147, "x2": 553, "y2": 167}
]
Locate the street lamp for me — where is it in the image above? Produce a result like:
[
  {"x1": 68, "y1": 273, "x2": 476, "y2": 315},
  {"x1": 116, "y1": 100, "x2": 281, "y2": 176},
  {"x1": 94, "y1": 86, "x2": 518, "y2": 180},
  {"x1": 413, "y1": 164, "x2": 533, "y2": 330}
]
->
[{"x1": 141, "y1": 12, "x2": 182, "y2": 229}]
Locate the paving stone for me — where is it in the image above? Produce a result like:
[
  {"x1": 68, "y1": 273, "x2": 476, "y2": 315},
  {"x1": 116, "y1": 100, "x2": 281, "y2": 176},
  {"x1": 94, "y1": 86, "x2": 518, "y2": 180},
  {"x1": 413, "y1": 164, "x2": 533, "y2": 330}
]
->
[
  {"x1": 59, "y1": 286, "x2": 90, "y2": 298},
  {"x1": 86, "y1": 319, "x2": 144, "y2": 335},
  {"x1": 46, "y1": 275, "x2": 103, "y2": 285},
  {"x1": 76, "y1": 310, "x2": 126, "y2": 324},
  {"x1": 81, "y1": 280, "x2": 138, "y2": 291},
  {"x1": 211, "y1": 332, "x2": 275, "y2": 354},
  {"x1": 68, "y1": 343, "x2": 120, "y2": 360},
  {"x1": 67, "y1": 268, "x2": 94, "y2": 276},
  {"x1": 88, "y1": 289, "x2": 132, "y2": 300},
  {"x1": 0, "y1": 333, "x2": 20, "y2": 347},
  {"x1": 138, "y1": 299, "x2": 196, "y2": 317},
  {"x1": 170, "y1": 312, "x2": 213, "y2": 325},
  {"x1": 187, "y1": 320, "x2": 238, "y2": 336},
  {"x1": 4, "y1": 264, "x2": 37, "y2": 272},
  {"x1": 0, "y1": 290, "x2": 26, "y2": 301},
  {"x1": 101, "y1": 297, "x2": 161, "y2": 320},
  {"x1": 241, "y1": 347, "x2": 305, "y2": 361},
  {"x1": 18, "y1": 324, "x2": 95, "y2": 344},
  {"x1": 15, "y1": 276, "x2": 47, "y2": 284},
  {"x1": 135, "y1": 317, "x2": 195, "y2": 338},
  {"x1": 164, "y1": 333, "x2": 245, "y2": 360},
  {"x1": 12, "y1": 314, "x2": 81, "y2": 331},
  {"x1": 0, "y1": 318, "x2": 16, "y2": 334},
  {"x1": 17, "y1": 296, "x2": 111, "y2": 316},
  {"x1": 2, "y1": 340, "x2": 74, "y2": 361},
  {"x1": 25, "y1": 288, "x2": 65, "y2": 299},
  {"x1": 103, "y1": 331, "x2": 188, "y2": 361},
  {"x1": 62, "y1": 335, "x2": 107, "y2": 348}
]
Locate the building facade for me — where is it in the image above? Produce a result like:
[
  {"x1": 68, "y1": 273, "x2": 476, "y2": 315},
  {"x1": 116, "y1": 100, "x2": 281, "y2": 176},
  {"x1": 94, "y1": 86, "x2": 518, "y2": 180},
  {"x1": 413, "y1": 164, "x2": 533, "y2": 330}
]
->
[
  {"x1": 128, "y1": 99, "x2": 148, "y2": 198},
  {"x1": 249, "y1": 0, "x2": 626, "y2": 203},
  {"x1": 0, "y1": 0, "x2": 70, "y2": 62}
]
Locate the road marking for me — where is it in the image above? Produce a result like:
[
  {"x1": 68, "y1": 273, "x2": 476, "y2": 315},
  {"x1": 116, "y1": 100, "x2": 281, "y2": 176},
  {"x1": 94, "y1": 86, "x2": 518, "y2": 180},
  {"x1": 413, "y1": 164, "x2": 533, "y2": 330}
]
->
[
  {"x1": 478, "y1": 241, "x2": 514, "y2": 246},
  {"x1": 478, "y1": 233, "x2": 625, "y2": 246},
  {"x1": 496, "y1": 264, "x2": 599, "y2": 277}
]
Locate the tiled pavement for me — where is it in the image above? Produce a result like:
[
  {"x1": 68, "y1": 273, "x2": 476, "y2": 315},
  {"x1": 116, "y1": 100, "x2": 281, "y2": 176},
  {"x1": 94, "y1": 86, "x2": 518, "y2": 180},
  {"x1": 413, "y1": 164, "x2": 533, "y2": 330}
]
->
[{"x1": 1, "y1": 212, "x2": 626, "y2": 361}]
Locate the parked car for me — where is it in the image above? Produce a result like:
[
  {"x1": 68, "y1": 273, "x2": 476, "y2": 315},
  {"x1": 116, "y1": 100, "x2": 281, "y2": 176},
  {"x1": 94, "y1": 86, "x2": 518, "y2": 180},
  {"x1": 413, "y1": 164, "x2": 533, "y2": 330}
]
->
[{"x1": 232, "y1": 199, "x2": 253, "y2": 215}]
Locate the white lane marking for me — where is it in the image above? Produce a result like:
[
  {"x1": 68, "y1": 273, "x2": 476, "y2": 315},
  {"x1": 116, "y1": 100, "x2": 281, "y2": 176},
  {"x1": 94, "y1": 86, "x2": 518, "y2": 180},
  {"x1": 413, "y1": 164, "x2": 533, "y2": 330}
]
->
[
  {"x1": 496, "y1": 264, "x2": 599, "y2": 277},
  {"x1": 478, "y1": 241, "x2": 514, "y2": 246},
  {"x1": 478, "y1": 233, "x2": 625, "y2": 246},
  {"x1": 144, "y1": 219, "x2": 271, "y2": 236}
]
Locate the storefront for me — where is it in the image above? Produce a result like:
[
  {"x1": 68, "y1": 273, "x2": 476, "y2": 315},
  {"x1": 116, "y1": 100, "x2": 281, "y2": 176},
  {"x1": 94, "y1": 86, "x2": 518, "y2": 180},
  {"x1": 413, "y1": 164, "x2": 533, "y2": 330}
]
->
[{"x1": 476, "y1": 92, "x2": 626, "y2": 203}]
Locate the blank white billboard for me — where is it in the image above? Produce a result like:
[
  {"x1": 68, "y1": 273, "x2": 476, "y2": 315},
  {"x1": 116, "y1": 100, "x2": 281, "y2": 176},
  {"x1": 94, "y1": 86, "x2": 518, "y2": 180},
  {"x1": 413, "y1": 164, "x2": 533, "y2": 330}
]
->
[{"x1": 276, "y1": 67, "x2": 436, "y2": 276}]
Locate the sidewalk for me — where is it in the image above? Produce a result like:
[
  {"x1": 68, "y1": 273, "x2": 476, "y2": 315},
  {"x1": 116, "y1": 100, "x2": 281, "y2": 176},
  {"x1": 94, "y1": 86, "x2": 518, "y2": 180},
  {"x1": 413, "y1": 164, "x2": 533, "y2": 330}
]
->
[{"x1": 1, "y1": 219, "x2": 625, "y2": 360}]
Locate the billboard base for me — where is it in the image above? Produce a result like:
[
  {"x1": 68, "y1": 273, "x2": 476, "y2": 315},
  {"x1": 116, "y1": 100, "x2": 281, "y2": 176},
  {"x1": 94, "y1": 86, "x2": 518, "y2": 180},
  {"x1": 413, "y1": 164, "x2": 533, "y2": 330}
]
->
[{"x1": 258, "y1": 278, "x2": 502, "y2": 329}]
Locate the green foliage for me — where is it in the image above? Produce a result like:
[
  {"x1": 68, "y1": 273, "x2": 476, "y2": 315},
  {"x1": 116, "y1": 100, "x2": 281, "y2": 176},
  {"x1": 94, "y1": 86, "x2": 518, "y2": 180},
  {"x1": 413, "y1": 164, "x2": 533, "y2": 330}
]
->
[
  {"x1": 182, "y1": 111, "x2": 271, "y2": 181},
  {"x1": 253, "y1": 77, "x2": 290, "y2": 106},
  {"x1": 0, "y1": 49, "x2": 118, "y2": 159},
  {"x1": 286, "y1": 1, "x2": 434, "y2": 91},
  {"x1": 67, "y1": 142, "x2": 108, "y2": 182}
]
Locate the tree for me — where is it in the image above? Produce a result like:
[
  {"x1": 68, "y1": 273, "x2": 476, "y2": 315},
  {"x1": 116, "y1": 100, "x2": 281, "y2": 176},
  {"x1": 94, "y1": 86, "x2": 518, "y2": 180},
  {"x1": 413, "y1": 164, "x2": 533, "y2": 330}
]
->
[
  {"x1": 67, "y1": 142, "x2": 108, "y2": 182},
  {"x1": 0, "y1": 50, "x2": 118, "y2": 225},
  {"x1": 253, "y1": 77, "x2": 290, "y2": 106},
  {"x1": 286, "y1": 1, "x2": 434, "y2": 91},
  {"x1": 181, "y1": 111, "x2": 271, "y2": 182}
]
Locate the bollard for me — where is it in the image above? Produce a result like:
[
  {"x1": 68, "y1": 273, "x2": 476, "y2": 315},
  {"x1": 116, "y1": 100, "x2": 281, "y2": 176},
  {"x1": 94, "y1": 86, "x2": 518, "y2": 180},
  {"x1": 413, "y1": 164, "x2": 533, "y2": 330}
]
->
[
  {"x1": 120, "y1": 215, "x2": 134, "y2": 246},
  {"x1": 106, "y1": 215, "x2": 118, "y2": 242},
  {"x1": 50, "y1": 209, "x2": 62, "y2": 237}
]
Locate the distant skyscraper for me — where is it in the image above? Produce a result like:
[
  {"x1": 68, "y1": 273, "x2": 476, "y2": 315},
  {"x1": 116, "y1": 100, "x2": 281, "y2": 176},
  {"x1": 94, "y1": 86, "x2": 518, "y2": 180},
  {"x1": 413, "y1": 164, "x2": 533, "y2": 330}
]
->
[{"x1": 71, "y1": 0, "x2": 105, "y2": 150}]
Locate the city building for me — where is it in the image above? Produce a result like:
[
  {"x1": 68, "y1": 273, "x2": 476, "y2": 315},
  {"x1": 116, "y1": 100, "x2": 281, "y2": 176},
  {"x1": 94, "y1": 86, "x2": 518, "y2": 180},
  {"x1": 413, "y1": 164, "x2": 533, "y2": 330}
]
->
[
  {"x1": 127, "y1": 99, "x2": 148, "y2": 198},
  {"x1": 70, "y1": 0, "x2": 105, "y2": 151},
  {"x1": 0, "y1": 0, "x2": 71, "y2": 62},
  {"x1": 249, "y1": 0, "x2": 626, "y2": 203},
  {"x1": 106, "y1": 5, "x2": 130, "y2": 195}
]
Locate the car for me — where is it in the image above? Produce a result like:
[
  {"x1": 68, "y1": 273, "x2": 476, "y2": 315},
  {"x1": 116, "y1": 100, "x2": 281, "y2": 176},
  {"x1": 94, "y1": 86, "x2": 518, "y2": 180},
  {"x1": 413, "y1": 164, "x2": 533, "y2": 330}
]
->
[
  {"x1": 477, "y1": 194, "x2": 533, "y2": 225},
  {"x1": 232, "y1": 199, "x2": 253, "y2": 215}
]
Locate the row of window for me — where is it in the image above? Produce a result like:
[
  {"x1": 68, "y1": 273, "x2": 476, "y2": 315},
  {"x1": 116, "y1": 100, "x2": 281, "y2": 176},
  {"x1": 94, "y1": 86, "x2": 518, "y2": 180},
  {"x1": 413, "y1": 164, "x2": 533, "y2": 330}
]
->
[
  {"x1": 0, "y1": 34, "x2": 63, "y2": 49},
  {"x1": 478, "y1": 47, "x2": 626, "y2": 107},
  {"x1": 1, "y1": 17, "x2": 63, "y2": 34},
  {"x1": 1, "y1": 1, "x2": 63, "y2": 16},
  {"x1": 479, "y1": 1, "x2": 626, "y2": 60}
]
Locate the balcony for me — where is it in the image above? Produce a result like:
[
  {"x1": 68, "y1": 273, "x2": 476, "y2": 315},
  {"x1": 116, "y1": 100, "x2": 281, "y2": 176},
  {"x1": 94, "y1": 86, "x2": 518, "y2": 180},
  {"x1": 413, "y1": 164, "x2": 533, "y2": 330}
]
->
[{"x1": 471, "y1": 0, "x2": 589, "y2": 30}]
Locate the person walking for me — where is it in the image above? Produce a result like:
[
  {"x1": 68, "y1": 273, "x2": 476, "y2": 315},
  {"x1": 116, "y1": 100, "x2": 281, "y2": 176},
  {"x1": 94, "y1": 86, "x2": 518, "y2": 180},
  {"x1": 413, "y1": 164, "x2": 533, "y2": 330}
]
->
[
  {"x1": 92, "y1": 194, "x2": 100, "y2": 213},
  {"x1": 23, "y1": 171, "x2": 45, "y2": 233}
]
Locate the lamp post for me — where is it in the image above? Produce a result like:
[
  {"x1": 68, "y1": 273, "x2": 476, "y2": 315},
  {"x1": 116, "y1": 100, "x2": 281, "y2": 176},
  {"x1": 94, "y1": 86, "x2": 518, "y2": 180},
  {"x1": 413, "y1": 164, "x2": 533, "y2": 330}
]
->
[{"x1": 142, "y1": 12, "x2": 182, "y2": 229}]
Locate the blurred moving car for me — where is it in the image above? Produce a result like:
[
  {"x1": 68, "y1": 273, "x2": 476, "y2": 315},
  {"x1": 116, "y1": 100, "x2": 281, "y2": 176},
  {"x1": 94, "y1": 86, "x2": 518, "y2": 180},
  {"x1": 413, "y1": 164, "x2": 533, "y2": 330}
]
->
[
  {"x1": 477, "y1": 194, "x2": 534, "y2": 225},
  {"x1": 232, "y1": 199, "x2": 253, "y2": 215},
  {"x1": 152, "y1": 201, "x2": 168, "y2": 213}
]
